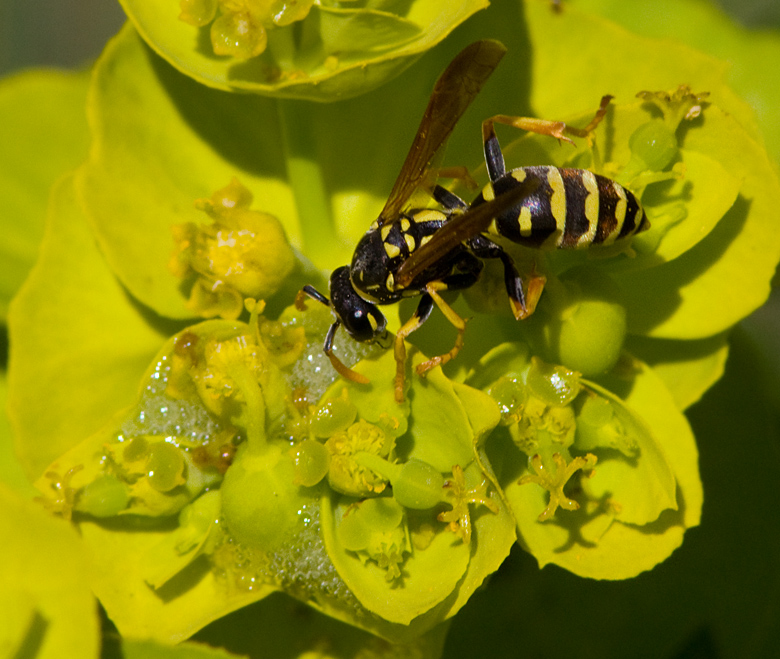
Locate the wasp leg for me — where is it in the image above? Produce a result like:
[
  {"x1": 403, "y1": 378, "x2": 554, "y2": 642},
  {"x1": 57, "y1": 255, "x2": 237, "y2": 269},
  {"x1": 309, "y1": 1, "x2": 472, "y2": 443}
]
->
[
  {"x1": 468, "y1": 235, "x2": 546, "y2": 320},
  {"x1": 435, "y1": 166, "x2": 480, "y2": 192},
  {"x1": 566, "y1": 95, "x2": 612, "y2": 138},
  {"x1": 516, "y1": 266, "x2": 547, "y2": 320},
  {"x1": 393, "y1": 284, "x2": 469, "y2": 403},
  {"x1": 433, "y1": 184, "x2": 469, "y2": 211},
  {"x1": 393, "y1": 257, "x2": 482, "y2": 402},
  {"x1": 415, "y1": 281, "x2": 470, "y2": 376},
  {"x1": 394, "y1": 294, "x2": 435, "y2": 403},
  {"x1": 482, "y1": 95, "x2": 613, "y2": 181}
]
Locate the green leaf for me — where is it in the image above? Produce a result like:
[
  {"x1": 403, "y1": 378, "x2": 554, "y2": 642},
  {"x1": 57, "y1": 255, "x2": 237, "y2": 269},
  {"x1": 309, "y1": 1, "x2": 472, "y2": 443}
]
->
[
  {"x1": 317, "y1": 6, "x2": 422, "y2": 53},
  {"x1": 503, "y1": 358, "x2": 699, "y2": 579},
  {"x1": 327, "y1": 348, "x2": 410, "y2": 439},
  {"x1": 25, "y1": 314, "x2": 328, "y2": 642},
  {"x1": 627, "y1": 333, "x2": 730, "y2": 411},
  {"x1": 0, "y1": 483, "x2": 99, "y2": 659},
  {"x1": 7, "y1": 174, "x2": 169, "y2": 480},
  {"x1": 452, "y1": 380, "x2": 501, "y2": 442},
  {"x1": 0, "y1": 69, "x2": 90, "y2": 320},
  {"x1": 578, "y1": 380, "x2": 677, "y2": 526},
  {"x1": 576, "y1": 0, "x2": 780, "y2": 161},
  {"x1": 432, "y1": 458, "x2": 517, "y2": 624},
  {"x1": 0, "y1": 373, "x2": 37, "y2": 496},
  {"x1": 406, "y1": 352, "x2": 474, "y2": 472},
  {"x1": 321, "y1": 492, "x2": 470, "y2": 627},
  {"x1": 442, "y1": 329, "x2": 780, "y2": 659},
  {"x1": 118, "y1": 0, "x2": 488, "y2": 100},
  {"x1": 513, "y1": 1, "x2": 780, "y2": 341},
  {"x1": 191, "y1": 593, "x2": 449, "y2": 658},
  {"x1": 314, "y1": 356, "x2": 513, "y2": 637},
  {"x1": 603, "y1": 359, "x2": 703, "y2": 530},
  {"x1": 628, "y1": 150, "x2": 741, "y2": 266},
  {"x1": 523, "y1": 0, "x2": 757, "y2": 139},
  {"x1": 79, "y1": 517, "x2": 275, "y2": 643},
  {"x1": 76, "y1": 26, "x2": 297, "y2": 319},
  {"x1": 121, "y1": 638, "x2": 246, "y2": 659},
  {"x1": 621, "y1": 109, "x2": 780, "y2": 338}
]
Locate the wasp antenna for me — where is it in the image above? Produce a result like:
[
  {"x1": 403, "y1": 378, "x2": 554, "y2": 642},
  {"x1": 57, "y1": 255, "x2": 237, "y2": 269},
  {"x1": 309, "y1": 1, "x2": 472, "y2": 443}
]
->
[{"x1": 327, "y1": 352, "x2": 370, "y2": 386}]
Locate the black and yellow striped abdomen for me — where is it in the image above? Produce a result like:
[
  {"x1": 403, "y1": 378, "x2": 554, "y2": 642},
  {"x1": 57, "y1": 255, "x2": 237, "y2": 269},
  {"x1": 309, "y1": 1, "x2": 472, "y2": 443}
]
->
[{"x1": 478, "y1": 166, "x2": 647, "y2": 249}]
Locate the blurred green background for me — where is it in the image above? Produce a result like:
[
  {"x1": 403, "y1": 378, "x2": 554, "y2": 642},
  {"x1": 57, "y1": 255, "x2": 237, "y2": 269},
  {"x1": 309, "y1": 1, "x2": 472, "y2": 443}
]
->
[
  {"x1": 0, "y1": 0, "x2": 125, "y2": 74},
  {"x1": 1, "y1": 0, "x2": 779, "y2": 75}
]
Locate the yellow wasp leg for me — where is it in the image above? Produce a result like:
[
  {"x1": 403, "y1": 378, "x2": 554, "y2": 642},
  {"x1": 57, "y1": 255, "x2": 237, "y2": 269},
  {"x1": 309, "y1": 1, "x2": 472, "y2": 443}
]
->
[
  {"x1": 436, "y1": 166, "x2": 480, "y2": 191},
  {"x1": 393, "y1": 312, "x2": 427, "y2": 404},
  {"x1": 482, "y1": 95, "x2": 613, "y2": 145},
  {"x1": 392, "y1": 281, "x2": 469, "y2": 403},
  {"x1": 484, "y1": 114, "x2": 572, "y2": 145},
  {"x1": 416, "y1": 282, "x2": 469, "y2": 376},
  {"x1": 508, "y1": 269, "x2": 547, "y2": 321}
]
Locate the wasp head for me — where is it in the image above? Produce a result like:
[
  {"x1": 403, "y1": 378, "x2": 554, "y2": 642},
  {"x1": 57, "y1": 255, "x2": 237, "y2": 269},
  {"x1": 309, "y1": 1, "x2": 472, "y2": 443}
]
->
[{"x1": 329, "y1": 266, "x2": 390, "y2": 346}]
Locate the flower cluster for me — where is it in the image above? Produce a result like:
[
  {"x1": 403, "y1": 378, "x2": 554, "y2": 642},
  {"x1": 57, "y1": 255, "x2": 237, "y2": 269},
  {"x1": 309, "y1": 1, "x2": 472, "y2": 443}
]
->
[{"x1": 117, "y1": 0, "x2": 489, "y2": 98}]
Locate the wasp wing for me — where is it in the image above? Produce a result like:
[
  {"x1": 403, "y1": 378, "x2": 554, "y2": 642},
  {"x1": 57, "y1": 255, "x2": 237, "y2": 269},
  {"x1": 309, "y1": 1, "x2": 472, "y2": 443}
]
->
[
  {"x1": 396, "y1": 180, "x2": 539, "y2": 287},
  {"x1": 377, "y1": 39, "x2": 507, "y2": 227}
]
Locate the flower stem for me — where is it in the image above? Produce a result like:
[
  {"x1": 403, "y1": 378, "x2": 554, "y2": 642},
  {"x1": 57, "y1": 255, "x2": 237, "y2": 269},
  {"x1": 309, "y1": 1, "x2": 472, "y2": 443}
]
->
[
  {"x1": 278, "y1": 99, "x2": 336, "y2": 268},
  {"x1": 225, "y1": 360, "x2": 267, "y2": 454}
]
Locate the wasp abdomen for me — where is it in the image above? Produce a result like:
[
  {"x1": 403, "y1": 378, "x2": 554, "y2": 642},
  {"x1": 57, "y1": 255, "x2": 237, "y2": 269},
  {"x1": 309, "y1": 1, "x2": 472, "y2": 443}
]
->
[{"x1": 481, "y1": 166, "x2": 647, "y2": 250}]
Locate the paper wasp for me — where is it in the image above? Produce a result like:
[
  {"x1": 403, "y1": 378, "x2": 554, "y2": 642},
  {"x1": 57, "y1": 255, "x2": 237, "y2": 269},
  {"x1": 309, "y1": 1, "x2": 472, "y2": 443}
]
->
[{"x1": 297, "y1": 40, "x2": 648, "y2": 403}]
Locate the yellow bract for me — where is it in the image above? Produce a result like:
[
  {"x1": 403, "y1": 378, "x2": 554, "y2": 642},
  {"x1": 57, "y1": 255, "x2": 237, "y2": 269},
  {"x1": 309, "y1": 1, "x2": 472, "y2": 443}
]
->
[{"x1": 170, "y1": 178, "x2": 296, "y2": 319}]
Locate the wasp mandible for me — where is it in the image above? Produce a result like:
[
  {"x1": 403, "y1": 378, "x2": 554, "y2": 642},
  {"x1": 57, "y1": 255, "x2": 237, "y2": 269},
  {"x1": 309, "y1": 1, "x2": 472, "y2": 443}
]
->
[{"x1": 297, "y1": 40, "x2": 648, "y2": 403}]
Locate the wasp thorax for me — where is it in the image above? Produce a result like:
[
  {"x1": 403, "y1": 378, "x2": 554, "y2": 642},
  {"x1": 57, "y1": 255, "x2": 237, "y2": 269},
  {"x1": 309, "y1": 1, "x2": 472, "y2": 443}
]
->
[{"x1": 349, "y1": 228, "x2": 402, "y2": 305}]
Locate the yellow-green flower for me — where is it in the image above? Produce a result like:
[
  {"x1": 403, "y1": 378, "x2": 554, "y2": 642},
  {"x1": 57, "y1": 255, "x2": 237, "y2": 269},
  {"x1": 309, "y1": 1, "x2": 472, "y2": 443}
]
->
[
  {"x1": 119, "y1": 0, "x2": 490, "y2": 99},
  {"x1": 3, "y1": 0, "x2": 780, "y2": 657}
]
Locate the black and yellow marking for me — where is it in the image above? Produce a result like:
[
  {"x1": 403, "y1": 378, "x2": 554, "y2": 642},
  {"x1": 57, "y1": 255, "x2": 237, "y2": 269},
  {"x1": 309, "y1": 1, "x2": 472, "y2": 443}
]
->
[
  {"x1": 477, "y1": 166, "x2": 647, "y2": 251},
  {"x1": 298, "y1": 40, "x2": 649, "y2": 403}
]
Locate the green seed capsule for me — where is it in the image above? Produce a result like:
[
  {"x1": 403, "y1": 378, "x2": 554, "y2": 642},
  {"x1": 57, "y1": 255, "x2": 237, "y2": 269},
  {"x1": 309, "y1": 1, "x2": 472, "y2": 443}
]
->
[
  {"x1": 526, "y1": 358, "x2": 581, "y2": 407},
  {"x1": 290, "y1": 439, "x2": 330, "y2": 487},
  {"x1": 575, "y1": 394, "x2": 638, "y2": 456},
  {"x1": 220, "y1": 444, "x2": 306, "y2": 551},
  {"x1": 311, "y1": 397, "x2": 357, "y2": 438},
  {"x1": 529, "y1": 268, "x2": 627, "y2": 376},
  {"x1": 555, "y1": 300, "x2": 626, "y2": 377},
  {"x1": 179, "y1": 0, "x2": 218, "y2": 26},
  {"x1": 391, "y1": 460, "x2": 445, "y2": 510},
  {"x1": 272, "y1": 0, "x2": 315, "y2": 26},
  {"x1": 75, "y1": 474, "x2": 131, "y2": 517},
  {"x1": 146, "y1": 443, "x2": 187, "y2": 493},
  {"x1": 210, "y1": 11, "x2": 268, "y2": 59},
  {"x1": 486, "y1": 376, "x2": 524, "y2": 424},
  {"x1": 352, "y1": 497, "x2": 404, "y2": 534},
  {"x1": 123, "y1": 435, "x2": 149, "y2": 462},
  {"x1": 629, "y1": 120, "x2": 679, "y2": 172},
  {"x1": 337, "y1": 507, "x2": 371, "y2": 552}
]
